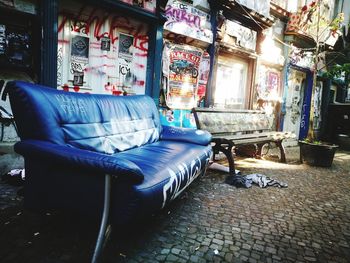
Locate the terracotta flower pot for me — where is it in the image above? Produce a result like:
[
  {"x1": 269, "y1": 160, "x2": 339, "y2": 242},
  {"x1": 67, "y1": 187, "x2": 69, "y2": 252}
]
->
[{"x1": 299, "y1": 141, "x2": 339, "y2": 167}]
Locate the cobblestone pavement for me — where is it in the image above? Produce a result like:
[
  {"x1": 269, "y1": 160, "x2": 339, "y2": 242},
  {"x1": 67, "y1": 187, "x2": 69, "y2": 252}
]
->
[{"x1": 1, "y1": 146, "x2": 350, "y2": 263}]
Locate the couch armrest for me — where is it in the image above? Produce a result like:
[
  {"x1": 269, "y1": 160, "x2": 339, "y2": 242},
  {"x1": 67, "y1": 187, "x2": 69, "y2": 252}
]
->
[
  {"x1": 160, "y1": 125, "x2": 212, "y2": 146},
  {"x1": 15, "y1": 140, "x2": 144, "y2": 184}
]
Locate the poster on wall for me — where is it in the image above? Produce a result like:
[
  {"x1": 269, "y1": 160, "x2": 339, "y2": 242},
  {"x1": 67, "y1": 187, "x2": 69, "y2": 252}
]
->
[
  {"x1": 70, "y1": 34, "x2": 89, "y2": 86},
  {"x1": 159, "y1": 107, "x2": 197, "y2": 128},
  {"x1": 163, "y1": 42, "x2": 204, "y2": 109},
  {"x1": 71, "y1": 35, "x2": 89, "y2": 63},
  {"x1": 118, "y1": 33, "x2": 134, "y2": 60},
  {"x1": 197, "y1": 52, "x2": 210, "y2": 104},
  {"x1": 117, "y1": 33, "x2": 135, "y2": 94},
  {"x1": 257, "y1": 66, "x2": 281, "y2": 100}
]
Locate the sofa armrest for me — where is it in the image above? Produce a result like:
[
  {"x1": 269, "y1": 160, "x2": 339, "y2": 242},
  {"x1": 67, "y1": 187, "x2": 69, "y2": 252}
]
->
[
  {"x1": 160, "y1": 125, "x2": 212, "y2": 146},
  {"x1": 15, "y1": 140, "x2": 144, "y2": 184}
]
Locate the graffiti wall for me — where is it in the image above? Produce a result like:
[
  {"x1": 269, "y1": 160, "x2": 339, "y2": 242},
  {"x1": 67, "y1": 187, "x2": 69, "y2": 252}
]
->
[
  {"x1": 164, "y1": 0, "x2": 212, "y2": 44},
  {"x1": 222, "y1": 20, "x2": 257, "y2": 51},
  {"x1": 57, "y1": 0, "x2": 149, "y2": 95}
]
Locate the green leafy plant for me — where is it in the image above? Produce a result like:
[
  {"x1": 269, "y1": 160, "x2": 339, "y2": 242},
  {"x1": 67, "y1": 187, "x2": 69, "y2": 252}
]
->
[
  {"x1": 302, "y1": 138, "x2": 322, "y2": 145},
  {"x1": 325, "y1": 63, "x2": 350, "y2": 83}
]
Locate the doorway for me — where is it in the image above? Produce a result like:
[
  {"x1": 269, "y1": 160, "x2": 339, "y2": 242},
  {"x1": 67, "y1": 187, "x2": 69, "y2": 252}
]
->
[{"x1": 283, "y1": 69, "x2": 306, "y2": 140}]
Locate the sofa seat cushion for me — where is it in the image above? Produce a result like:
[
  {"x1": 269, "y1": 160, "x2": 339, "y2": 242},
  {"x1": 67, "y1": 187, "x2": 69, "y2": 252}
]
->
[{"x1": 116, "y1": 141, "x2": 212, "y2": 211}]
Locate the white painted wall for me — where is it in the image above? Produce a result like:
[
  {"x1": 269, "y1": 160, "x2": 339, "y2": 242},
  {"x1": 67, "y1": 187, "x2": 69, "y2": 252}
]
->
[{"x1": 57, "y1": 1, "x2": 150, "y2": 96}]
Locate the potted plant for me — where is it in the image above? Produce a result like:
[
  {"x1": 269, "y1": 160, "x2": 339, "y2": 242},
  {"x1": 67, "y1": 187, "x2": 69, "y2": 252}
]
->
[{"x1": 299, "y1": 138, "x2": 338, "y2": 167}]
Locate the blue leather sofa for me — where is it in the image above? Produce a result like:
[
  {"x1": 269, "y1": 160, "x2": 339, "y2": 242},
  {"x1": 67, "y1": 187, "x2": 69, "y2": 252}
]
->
[{"x1": 9, "y1": 81, "x2": 212, "y2": 262}]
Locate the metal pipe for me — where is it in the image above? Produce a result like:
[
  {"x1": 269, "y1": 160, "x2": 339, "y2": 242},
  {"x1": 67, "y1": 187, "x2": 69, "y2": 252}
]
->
[{"x1": 91, "y1": 174, "x2": 112, "y2": 263}]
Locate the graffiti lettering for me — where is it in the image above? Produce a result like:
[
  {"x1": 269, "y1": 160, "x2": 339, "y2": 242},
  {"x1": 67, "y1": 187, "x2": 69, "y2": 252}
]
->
[
  {"x1": 165, "y1": 32, "x2": 195, "y2": 45},
  {"x1": 119, "y1": 65, "x2": 131, "y2": 75},
  {"x1": 165, "y1": 7, "x2": 201, "y2": 28},
  {"x1": 70, "y1": 62, "x2": 84, "y2": 74},
  {"x1": 134, "y1": 35, "x2": 148, "y2": 52},
  {"x1": 162, "y1": 149, "x2": 211, "y2": 208}
]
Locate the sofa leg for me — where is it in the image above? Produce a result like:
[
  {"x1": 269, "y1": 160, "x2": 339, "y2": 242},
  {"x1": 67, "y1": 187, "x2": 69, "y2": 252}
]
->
[{"x1": 91, "y1": 174, "x2": 112, "y2": 263}]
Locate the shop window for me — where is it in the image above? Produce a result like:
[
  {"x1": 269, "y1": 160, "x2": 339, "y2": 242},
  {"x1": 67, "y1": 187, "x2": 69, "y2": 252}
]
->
[{"x1": 214, "y1": 55, "x2": 249, "y2": 109}]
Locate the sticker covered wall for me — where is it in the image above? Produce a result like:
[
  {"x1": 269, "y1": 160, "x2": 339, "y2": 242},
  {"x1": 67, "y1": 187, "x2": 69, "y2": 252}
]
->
[{"x1": 57, "y1": 0, "x2": 149, "y2": 95}]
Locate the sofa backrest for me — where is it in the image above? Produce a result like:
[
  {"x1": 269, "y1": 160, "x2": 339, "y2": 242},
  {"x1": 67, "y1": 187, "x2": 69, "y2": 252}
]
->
[{"x1": 9, "y1": 81, "x2": 161, "y2": 154}]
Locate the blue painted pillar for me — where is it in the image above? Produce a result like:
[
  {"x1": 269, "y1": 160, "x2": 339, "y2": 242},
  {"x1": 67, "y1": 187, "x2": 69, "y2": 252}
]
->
[
  {"x1": 150, "y1": 25, "x2": 164, "y2": 105},
  {"x1": 205, "y1": 5, "x2": 218, "y2": 107},
  {"x1": 40, "y1": 0, "x2": 58, "y2": 88},
  {"x1": 299, "y1": 71, "x2": 313, "y2": 140}
]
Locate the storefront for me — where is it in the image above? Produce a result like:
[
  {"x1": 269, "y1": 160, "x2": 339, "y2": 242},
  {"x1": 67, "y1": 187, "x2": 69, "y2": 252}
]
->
[
  {"x1": 159, "y1": 0, "x2": 212, "y2": 128},
  {"x1": 208, "y1": 0, "x2": 274, "y2": 113}
]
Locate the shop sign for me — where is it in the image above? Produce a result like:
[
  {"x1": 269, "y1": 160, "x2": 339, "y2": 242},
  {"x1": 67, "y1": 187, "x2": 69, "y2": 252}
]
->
[
  {"x1": 164, "y1": 0, "x2": 213, "y2": 43},
  {"x1": 223, "y1": 20, "x2": 257, "y2": 51}
]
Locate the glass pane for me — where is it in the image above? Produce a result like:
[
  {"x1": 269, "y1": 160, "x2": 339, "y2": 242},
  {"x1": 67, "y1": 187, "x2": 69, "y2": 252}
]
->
[{"x1": 214, "y1": 57, "x2": 248, "y2": 109}]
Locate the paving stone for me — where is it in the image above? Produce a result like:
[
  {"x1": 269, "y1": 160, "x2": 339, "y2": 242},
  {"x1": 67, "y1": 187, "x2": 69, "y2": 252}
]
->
[
  {"x1": 166, "y1": 254, "x2": 179, "y2": 262},
  {"x1": 1, "y1": 147, "x2": 350, "y2": 263},
  {"x1": 266, "y1": 246, "x2": 277, "y2": 254},
  {"x1": 160, "y1": 248, "x2": 170, "y2": 255},
  {"x1": 212, "y1": 238, "x2": 224, "y2": 246},
  {"x1": 225, "y1": 252, "x2": 234, "y2": 262},
  {"x1": 171, "y1": 248, "x2": 181, "y2": 255},
  {"x1": 304, "y1": 256, "x2": 317, "y2": 262},
  {"x1": 242, "y1": 243, "x2": 251, "y2": 250},
  {"x1": 252, "y1": 244, "x2": 264, "y2": 252}
]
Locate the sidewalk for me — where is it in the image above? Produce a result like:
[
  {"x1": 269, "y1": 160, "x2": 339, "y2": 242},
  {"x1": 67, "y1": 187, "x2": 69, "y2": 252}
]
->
[{"x1": 1, "y1": 146, "x2": 350, "y2": 263}]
